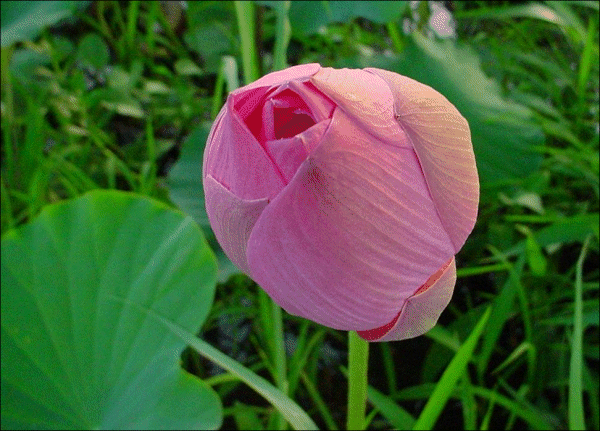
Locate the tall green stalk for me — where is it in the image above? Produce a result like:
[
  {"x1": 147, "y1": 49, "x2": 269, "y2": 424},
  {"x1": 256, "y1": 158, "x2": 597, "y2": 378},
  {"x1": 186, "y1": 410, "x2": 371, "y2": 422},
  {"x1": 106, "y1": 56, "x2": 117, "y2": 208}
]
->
[
  {"x1": 234, "y1": 1, "x2": 260, "y2": 83},
  {"x1": 272, "y1": 1, "x2": 291, "y2": 71},
  {"x1": 347, "y1": 331, "x2": 369, "y2": 430},
  {"x1": 569, "y1": 235, "x2": 591, "y2": 430}
]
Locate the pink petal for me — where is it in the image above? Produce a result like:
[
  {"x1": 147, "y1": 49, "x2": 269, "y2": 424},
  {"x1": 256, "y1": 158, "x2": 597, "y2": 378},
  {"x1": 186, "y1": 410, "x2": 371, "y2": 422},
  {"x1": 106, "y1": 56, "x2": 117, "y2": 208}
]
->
[
  {"x1": 231, "y1": 63, "x2": 322, "y2": 95},
  {"x1": 366, "y1": 68, "x2": 479, "y2": 252},
  {"x1": 265, "y1": 120, "x2": 330, "y2": 183},
  {"x1": 260, "y1": 93, "x2": 315, "y2": 143},
  {"x1": 203, "y1": 175, "x2": 269, "y2": 273},
  {"x1": 271, "y1": 107, "x2": 315, "y2": 140},
  {"x1": 246, "y1": 108, "x2": 455, "y2": 330},
  {"x1": 203, "y1": 98, "x2": 286, "y2": 200},
  {"x1": 357, "y1": 258, "x2": 456, "y2": 341},
  {"x1": 233, "y1": 86, "x2": 273, "y2": 123},
  {"x1": 310, "y1": 67, "x2": 408, "y2": 148},
  {"x1": 261, "y1": 98, "x2": 277, "y2": 142}
]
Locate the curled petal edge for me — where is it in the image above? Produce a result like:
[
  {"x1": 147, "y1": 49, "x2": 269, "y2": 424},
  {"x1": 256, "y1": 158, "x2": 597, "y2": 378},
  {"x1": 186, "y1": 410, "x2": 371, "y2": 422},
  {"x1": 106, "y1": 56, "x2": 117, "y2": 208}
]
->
[{"x1": 357, "y1": 257, "x2": 456, "y2": 342}]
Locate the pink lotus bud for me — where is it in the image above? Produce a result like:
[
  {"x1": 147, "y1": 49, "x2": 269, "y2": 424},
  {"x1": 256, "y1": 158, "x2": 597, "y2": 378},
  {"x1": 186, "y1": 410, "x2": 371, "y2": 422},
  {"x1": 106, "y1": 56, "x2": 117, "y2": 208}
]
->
[{"x1": 203, "y1": 64, "x2": 479, "y2": 341}]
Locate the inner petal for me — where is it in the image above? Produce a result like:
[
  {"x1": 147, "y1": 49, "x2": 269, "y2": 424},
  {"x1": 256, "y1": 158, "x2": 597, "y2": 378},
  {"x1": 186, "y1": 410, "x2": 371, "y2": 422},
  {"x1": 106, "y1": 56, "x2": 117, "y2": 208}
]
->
[
  {"x1": 238, "y1": 84, "x2": 333, "y2": 147},
  {"x1": 265, "y1": 89, "x2": 315, "y2": 139},
  {"x1": 236, "y1": 86, "x2": 277, "y2": 145},
  {"x1": 265, "y1": 119, "x2": 330, "y2": 183},
  {"x1": 273, "y1": 107, "x2": 316, "y2": 140}
]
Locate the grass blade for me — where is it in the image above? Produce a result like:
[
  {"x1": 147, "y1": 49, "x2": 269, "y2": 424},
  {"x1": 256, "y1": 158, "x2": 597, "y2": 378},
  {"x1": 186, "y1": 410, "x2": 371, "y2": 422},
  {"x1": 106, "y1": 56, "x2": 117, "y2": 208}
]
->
[
  {"x1": 367, "y1": 385, "x2": 415, "y2": 429},
  {"x1": 478, "y1": 254, "x2": 526, "y2": 380},
  {"x1": 413, "y1": 307, "x2": 492, "y2": 430},
  {"x1": 569, "y1": 235, "x2": 592, "y2": 430},
  {"x1": 272, "y1": 1, "x2": 291, "y2": 71}
]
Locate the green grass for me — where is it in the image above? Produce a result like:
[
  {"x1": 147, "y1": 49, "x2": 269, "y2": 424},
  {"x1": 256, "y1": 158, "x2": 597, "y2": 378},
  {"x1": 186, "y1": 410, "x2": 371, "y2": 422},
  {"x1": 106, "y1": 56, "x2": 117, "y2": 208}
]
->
[{"x1": 1, "y1": 1, "x2": 598, "y2": 429}]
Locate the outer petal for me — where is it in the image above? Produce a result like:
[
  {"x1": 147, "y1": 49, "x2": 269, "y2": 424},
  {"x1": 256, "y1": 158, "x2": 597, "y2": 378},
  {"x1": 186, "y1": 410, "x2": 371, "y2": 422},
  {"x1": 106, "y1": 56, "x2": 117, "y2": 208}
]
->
[
  {"x1": 310, "y1": 67, "x2": 408, "y2": 148},
  {"x1": 366, "y1": 68, "x2": 479, "y2": 252},
  {"x1": 246, "y1": 108, "x2": 455, "y2": 330},
  {"x1": 357, "y1": 258, "x2": 456, "y2": 341},
  {"x1": 204, "y1": 176, "x2": 269, "y2": 273},
  {"x1": 203, "y1": 99, "x2": 286, "y2": 200},
  {"x1": 231, "y1": 63, "x2": 322, "y2": 96}
]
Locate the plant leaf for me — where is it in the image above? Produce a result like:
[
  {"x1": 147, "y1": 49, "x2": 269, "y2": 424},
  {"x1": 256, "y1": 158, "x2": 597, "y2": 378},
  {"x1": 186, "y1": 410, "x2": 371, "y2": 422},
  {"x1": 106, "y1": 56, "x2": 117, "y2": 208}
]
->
[
  {"x1": 1, "y1": 1, "x2": 88, "y2": 47},
  {"x1": 1, "y1": 190, "x2": 222, "y2": 429}
]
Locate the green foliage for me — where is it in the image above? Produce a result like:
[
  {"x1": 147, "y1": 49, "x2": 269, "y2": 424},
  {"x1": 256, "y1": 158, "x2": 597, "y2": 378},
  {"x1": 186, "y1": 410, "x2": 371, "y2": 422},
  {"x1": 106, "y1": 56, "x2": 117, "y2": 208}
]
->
[
  {"x1": 76, "y1": 33, "x2": 109, "y2": 71},
  {"x1": 1, "y1": 1, "x2": 598, "y2": 430},
  {"x1": 184, "y1": 1, "x2": 236, "y2": 74},
  {"x1": 1, "y1": 190, "x2": 221, "y2": 429},
  {"x1": 1, "y1": 1, "x2": 88, "y2": 47},
  {"x1": 287, "y1": 1, "x2": 408, "y2": 36}
]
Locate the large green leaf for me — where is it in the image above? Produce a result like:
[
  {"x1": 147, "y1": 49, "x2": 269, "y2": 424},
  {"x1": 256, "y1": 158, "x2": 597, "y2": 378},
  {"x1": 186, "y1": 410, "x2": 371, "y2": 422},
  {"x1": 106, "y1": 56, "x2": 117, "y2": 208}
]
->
[
  {"x1": 1, "y1": 190, "x2": 222, "y2": 429},
  {"x1": 393, "y1": 33, "x2": 545, "y2": 185},
  {"x1": 1, "y1": 1, "x2": 88, "y2": 47}
]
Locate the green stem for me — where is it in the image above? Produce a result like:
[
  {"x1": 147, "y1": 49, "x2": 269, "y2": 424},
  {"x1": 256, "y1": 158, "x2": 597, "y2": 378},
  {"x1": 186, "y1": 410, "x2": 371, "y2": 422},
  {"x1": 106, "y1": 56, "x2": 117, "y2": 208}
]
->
[
  {"x1": 386, "y1": 21, "x2": 404, "y2": 53},
  {"x1": 272, "y1": 1, "x2": 291, "y2": 71},
  {"x1": 271, "y1": 300, "x2": 288, "y2": 430},
  {"x1": 211, "y1": 61, "x2": 226, "y2": 119},
  {"x1": 347, "y1": 331, "x2": 369, "y2": 430},
  {"x1": 234, "y1": 1, "x2": 260, "y2": 84},
  {"x1": 569, "y1": 235, "x2": 591, "y2": 430},
  {"x1": 126, "y1": 1, "x2": 140, "y2": 54}
]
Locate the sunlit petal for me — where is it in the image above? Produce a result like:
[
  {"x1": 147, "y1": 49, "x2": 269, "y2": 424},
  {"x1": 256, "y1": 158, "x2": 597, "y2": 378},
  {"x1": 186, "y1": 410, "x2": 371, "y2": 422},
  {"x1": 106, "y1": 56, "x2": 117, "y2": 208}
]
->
[
  {"x1": 246, "y1": 108, "x2": 454, "y2": 330},
  {"x1": 366, "y1": 68, "x2": 479, "y2": 252}
]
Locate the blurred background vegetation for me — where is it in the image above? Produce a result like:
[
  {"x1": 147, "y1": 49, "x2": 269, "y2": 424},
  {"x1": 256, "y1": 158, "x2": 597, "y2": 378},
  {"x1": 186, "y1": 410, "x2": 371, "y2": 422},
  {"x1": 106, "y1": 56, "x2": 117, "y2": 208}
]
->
[{"x1": 1, "y1": 1, "x2": 598, "y2": 429}]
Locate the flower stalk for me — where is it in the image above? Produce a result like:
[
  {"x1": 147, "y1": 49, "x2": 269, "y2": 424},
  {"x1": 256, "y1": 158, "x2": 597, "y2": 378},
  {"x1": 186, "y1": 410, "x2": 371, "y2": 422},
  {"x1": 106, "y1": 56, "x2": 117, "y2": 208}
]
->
[{"x1": 347, "y1": 331, "x2": 370, "y2": 430}]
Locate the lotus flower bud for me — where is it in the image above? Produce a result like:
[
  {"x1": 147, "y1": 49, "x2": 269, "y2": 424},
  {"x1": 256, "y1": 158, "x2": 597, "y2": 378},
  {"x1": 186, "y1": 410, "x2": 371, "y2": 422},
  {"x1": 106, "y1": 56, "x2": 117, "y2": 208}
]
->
[{"x1": 203, "y1": 63, "x2": 479, "y2": 341}]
